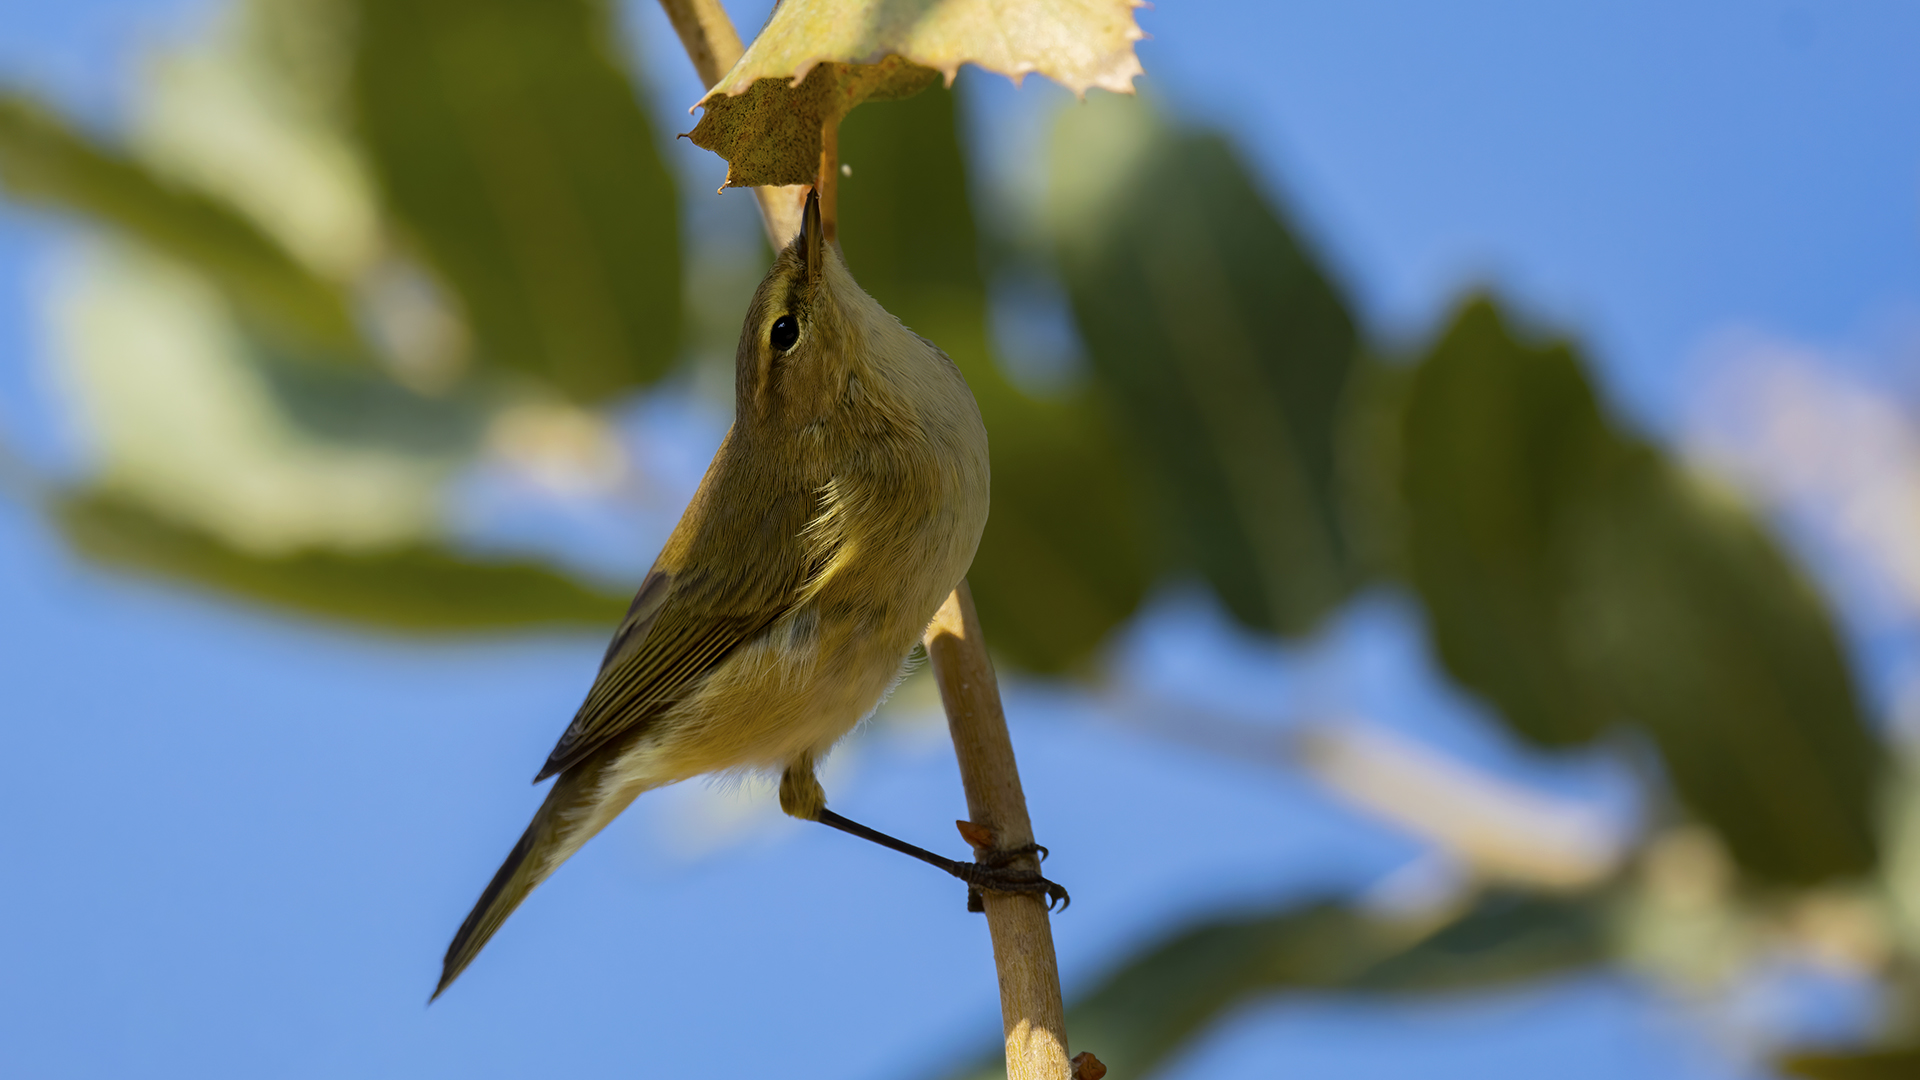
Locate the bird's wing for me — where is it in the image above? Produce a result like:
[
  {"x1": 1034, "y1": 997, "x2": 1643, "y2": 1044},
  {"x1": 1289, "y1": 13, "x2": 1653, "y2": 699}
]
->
[{"x1": 532, "y1": 566, "x2": 793, "y2": 782}]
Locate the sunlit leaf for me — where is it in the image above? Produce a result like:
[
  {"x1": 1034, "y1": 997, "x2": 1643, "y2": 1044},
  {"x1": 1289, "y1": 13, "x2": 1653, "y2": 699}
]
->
[
  {"x1": 934, "y1": 891, "x2": 1608, "y2": 1080},
  {"x1": 55, "y1": 488, "x2": 630, "y2": 631},
  {"x1": 1050, "y1": 96, "x2": 1356, "y2": 636},
  {"x1": 1400, "y1": 299, "x2": 1613, "y2": 745},
  {"x1": 350, "y1": 0, "x2": 682, "y2": 403},
  {"x1": 1781, "y1": 1046, "x2": 1920, "y2": 1080},
  {"x1": 837, "y1": 84, "x2": 1157, "y2": 671},
  {"x1": 47, "y1": 244, "x2": 463, "y2": 557},
  {"x1": 687, "y1": 0, "x2": 1145, "y2": 187},
  {"x1": 0, "y1": 91, "x2": 358, "y2": 351}
]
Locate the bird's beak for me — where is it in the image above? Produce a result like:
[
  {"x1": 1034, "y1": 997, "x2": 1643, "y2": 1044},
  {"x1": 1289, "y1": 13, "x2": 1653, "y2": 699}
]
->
[{"x1": 800, "y1": 187, "x2": 823, "y2": 285}]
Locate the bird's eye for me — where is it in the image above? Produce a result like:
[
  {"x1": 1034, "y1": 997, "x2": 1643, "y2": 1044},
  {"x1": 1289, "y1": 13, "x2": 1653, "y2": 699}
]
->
[{"x1": 770, "y1": 315, "x2": 799, "y2": 352}]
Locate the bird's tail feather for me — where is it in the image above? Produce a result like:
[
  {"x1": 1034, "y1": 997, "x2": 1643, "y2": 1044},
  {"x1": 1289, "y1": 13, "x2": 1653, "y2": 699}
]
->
[{"x1": 432, "y1": 752, "x2": 642, "y2": 1000}]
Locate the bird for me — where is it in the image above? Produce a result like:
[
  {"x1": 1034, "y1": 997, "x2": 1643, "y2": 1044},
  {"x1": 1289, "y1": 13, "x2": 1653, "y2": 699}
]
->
[{"x1": 433, "y1": 190, "x2": 1063, "y2": 1001}]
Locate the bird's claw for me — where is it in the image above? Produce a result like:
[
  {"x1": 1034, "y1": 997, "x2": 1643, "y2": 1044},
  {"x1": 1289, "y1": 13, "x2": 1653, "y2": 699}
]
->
[
  {"x1": 979, "y1": 841, "x2": 1049, "y2": 867},
  {"x1": 952, "y1": 846, "x2": 1070, "y2": 913}
]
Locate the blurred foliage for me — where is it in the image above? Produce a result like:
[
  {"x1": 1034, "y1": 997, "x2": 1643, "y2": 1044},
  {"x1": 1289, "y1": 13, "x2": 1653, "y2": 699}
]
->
[
  {"x1": 0, "y1": 91, "x2": 358, "y2": 351},
  {"x1": 1403, "y1": 301, "x2": 1880, "y2": 884},
  {"x1": 1563, "y1": 445, "x2": 1881, "y2": 882},
  {"x1": 56, "y1": 489, "x2": 629, "y2": 631},
  {"x1": 1782, "y1": 1046, "x2": 1920, "y2": 1080},
  {"x1": 1331, "y1": 354, "x2": 1413, "y2": 581},
  {"x1": 935, "y1": 95, "x2": 1886, "y2": 1073},
  {"x1": 350, "y1": 0, "x2": 682, "y2": 403},
  {"x1": 0, "y1": 0, "x2": 667, "y2": 629},
  {"x1": 942, "y1": 890, "x2": 1610, "y2": 1080},
  {"x1": 1051, "y1": 98, "x2": 1356, "y2": 635},
  {"x1": 1400, "y1": 303, "x2": 1614, "y2": 746},
  {"x1": 838, "y1": 85, "x2": 1160, "y2": 672},
  {"x1": 247, "y1": 342, "x2": 487, "y2": 457}
]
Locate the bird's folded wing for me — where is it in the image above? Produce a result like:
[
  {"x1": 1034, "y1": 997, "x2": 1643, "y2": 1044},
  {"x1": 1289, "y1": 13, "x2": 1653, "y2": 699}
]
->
[{"x1": 533, "y1": 567, "x2": 790, "y2": 782}]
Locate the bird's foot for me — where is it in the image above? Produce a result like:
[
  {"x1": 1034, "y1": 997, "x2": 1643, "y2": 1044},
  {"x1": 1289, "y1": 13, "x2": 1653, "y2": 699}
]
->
[
  {"x1": 811, "y1": 809, "x2": 1070, "y2": 912},
  {"x1": 950, "y1": 843, "x2": 1070, "y2": 913}
]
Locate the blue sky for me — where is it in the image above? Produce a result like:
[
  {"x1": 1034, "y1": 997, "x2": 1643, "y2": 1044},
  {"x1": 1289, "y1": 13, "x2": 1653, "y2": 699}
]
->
[
  {"x1": 4, "y1": 2, "x2": 1919, "y2": 1078},
  {"x1": 1163, "y1": 1, "x2": 1920, "y2": 432}
]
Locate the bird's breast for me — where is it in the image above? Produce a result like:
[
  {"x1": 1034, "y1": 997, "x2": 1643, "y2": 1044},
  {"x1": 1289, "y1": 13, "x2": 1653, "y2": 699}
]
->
[{"x1": 629, "y1": 351, "x2": 988, "y2": 782}]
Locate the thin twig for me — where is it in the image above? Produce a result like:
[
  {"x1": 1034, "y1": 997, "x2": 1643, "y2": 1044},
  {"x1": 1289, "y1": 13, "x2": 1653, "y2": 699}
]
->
[
  {"x1": 654, "y1": 0, "x2": 807, "y2": 246},
  {"x1": 654, "y1": 9, "x2": 1073, "y2": 1072},
  {"x1": 654, "y1": 0, "x2": 741, "y2": 87},
  {"x1": 925, "y1": 581, "x2": 1072, "y2": 1080},
  {"x1": 818, "y1": 118, "x2": 839, "y2": 243}
]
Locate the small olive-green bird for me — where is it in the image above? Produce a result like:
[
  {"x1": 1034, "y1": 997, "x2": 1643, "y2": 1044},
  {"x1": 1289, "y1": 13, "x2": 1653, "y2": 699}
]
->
[{"x1": 433, "y1": 192, "x2": 1061, "y2": 1000}]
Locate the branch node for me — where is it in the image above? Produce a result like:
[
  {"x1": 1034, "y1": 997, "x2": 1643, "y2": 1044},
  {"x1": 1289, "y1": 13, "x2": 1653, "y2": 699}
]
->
[
  {"x1": 1071, "y1": 1052, "x2": 1107, "y2": 1080},
  {"x1": 957, "y1": 819, "x2": 996, "y2": 851}
]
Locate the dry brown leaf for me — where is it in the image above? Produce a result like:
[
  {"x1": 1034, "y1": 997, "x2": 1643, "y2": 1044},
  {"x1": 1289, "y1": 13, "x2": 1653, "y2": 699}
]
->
[
  {"x1": 688, "y1": 57, "x2": 936, "y2": 188},
  {"x1": 686, "y1": 0, "x2": 1146, "y2": 187}
]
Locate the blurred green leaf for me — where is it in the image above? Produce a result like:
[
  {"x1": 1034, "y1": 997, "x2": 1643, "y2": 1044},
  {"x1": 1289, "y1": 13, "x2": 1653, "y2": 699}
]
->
[
  {"x1": 0, "y1": 91, "x2": 358, "y2": 350},
  {"x1": 1781, "y1": 1046, "x2": 1920, "y2": 1080},
  {"x1": 55, "y1": 488, "x2": 630, "y2": 631},
  {"x1": 934, "y1": 891, "x2": 1608, "y2": 1080},
  {"x1": 1401, "y1": 298, "x2": 1882, "y2": 883},
  {"x1": 350, "y1": 0, "x2": 681, "y2": 403},
  {"x1": 1335, "y1": 354, "x2": 1414, "y2": 583},
  {"x1": 1050, "y1": 96, "x2": 1357, "y2": 637},
  {"x1": 838, "y1": 84, "x2": 1159, "y2": 671},
  {"x1": 1349, "y1": 890, "x2": 1612, "y2": 994},
  {"x1": 1400, "y1": 299, "x2": 1614, "y2": 746},
  {"x1": 248, "y1": 335, "x2": 487, "y2": 457},
  {"x1": 1563, "y1": 448, "x2": 1882, "y2": 882}
]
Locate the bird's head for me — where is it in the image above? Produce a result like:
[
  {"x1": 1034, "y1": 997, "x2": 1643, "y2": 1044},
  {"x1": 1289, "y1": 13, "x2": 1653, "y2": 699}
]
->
[{"x1": 733, "y1": 190, "x2": 916, "y2": 432}]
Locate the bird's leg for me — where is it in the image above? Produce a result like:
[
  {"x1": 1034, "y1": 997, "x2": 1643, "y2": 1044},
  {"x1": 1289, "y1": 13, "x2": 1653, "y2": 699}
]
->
[
  {"x1": 777, "y1": 755, "x2": 829, "y2": 820},
  {"x1": 815, "y1": 809, "x2": 1069, "y2": 911},
  {"x1": 778, "y1": 759, "x2": 1068, "y2": 911}
]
